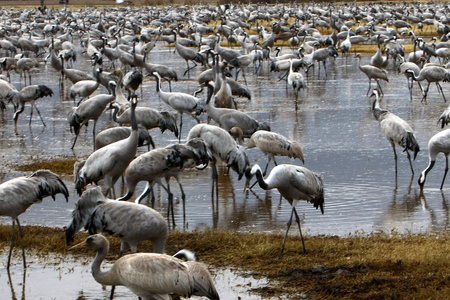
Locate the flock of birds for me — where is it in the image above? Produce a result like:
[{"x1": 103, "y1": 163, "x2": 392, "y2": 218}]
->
[{"x1": 1, "y1": 1, "x2": 450, "y2": 299}]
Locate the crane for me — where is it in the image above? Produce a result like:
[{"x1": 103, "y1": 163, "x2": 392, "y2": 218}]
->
[
  {"x1": 418, "y1": 128, "x2": 450, "y2": 192},
  {"x1": 405, "y1": 65, "x2": 450, "y2": 102},
  {"x1": 65, "y1": 187, "x2": 168, "y2": 256},
  {"x1": 355, "y1": 53, "x2": 389, "y2": 95},
  {"x1": 153, "y1": 71, "x2": 203, "y2": 141},
  {"x1": 68, "y1": 81, "x2": 117, "y2": 149},
  {"x1": 287, "y1": 59, "x2": 306, "y2": 99},
  {"x1": 95, "y1": 125, "x2": 154, "y2": 151},
  {"x1": 0, "y1": 170, "x2": 69, "y2": 269},
  {"x1": 245, "y1": 164, "x2": 324, "y2": 258},
  {"x1": 69, "y1": 234, "x2": 219, "y2": 300},
  {"x1": 13, "y1": 84, "x2": 53, "y2": 127},
  {"x1": 69, "y1": 68, "x2": 102, "y2": 106},
  {"x1": 371, "y1": 89, "x2": 420, "y2": 176},
  {"x1": 74, "y1": 95, "x2": 139, "y2": 197},
  {"x1": 232, "y1": 128, "x2": 304, "y2": 175}
]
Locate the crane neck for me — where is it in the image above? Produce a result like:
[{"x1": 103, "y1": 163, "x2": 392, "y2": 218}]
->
[
  {"x1": 130, "y1": 100, "x2": 138, "y2": 132},
  {"x1": 91, "y1": 243, "x2": 119, "y2": 286},
  {"x1": 253, "y1": 166, "x2": 269, "y2": 190}
]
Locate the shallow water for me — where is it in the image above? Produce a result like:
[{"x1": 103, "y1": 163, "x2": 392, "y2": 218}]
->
[{"x1": 0, "y1": 32, "x2": 450, "y2": 299}]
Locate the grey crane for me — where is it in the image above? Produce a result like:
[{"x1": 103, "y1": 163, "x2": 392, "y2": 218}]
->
[
  {"x1": 13, "y1": 84, "x2": 53, "y2": 127},
  {"x1": 122, "y1": 69, "x2": 143, "y2": 99},
  {"x1": 232, "y1": 128, "x2": 304, "y2": 176},
  {"x1": 65, "y1": 187, "x2": 168, "y2": 256},
  {"x1": 371, "y1": 89, "x2": 420, "y2": 176},
  {"x1": 398, "y1": 57, "x2": 423, "y2": 99},
  {"x1": 119, "y1": 139, "x2": 210, "y2": 225},
  {"x1": 153, "y1": 71, "x2": 202, "y2": 141},
  {"x1": 0, "y1": 170, "x2": 69, "y2": 269},
  {"x1": 74, "y1": 95, "x2": 139, "y2": 197},
  {"x1": 355, "y1": 53, "x2": 389, "y2": 95},
  {"x1": 405, "y1": 65, "x2": 450, "y2": 102},
  {"x1": 418, "y1": 128, "x2": 450, "y2": 192},
  {"x1": 143, "y1": 59, "x2": 178, "y2": 92},
  {"x1": 61, "y1": 57, "x2": 95, "y2": 84},
  {"x1": 95, "y1": 125, "x2": 154, "y2": 151},
  {"x1": 173, "y1": 30, "x2": 204, "y2": 77},
  {"x1": 69, "y1": 234, "x2": 219, "y2": 300},
  {"x1": 311, "y1": 46, "x2": 338, "y2": 77},
  {"x1": 110, "y1": 101, "x2": 179, "y2": 142},
  {"x1": 15, "y1": 57, "x2": 39, "y2": 85},
  {"x1": 245, "y1": 163, "x2": 324, "y2": 258},
  {"x1": 116, "y1": 146, "x2": 185, "y2": 205},
  {"x1": 69, "y1": 68, "x2": 102, "y2": 105},
  {"x1": 187, "y1": 123, "x2": 249, "y2": 197},
  {"x1": 68, "y1": 81, "x2": 117, "y2": 149},
  {"x1": 370, "y1": 35, "x2": 389, "y2": 69},
  {"x1": 287, "y1": 59, "x2": 306, "y2": 99},
  {"x1": 339, "y1": 29, "x2": 352, "y2": 57}
]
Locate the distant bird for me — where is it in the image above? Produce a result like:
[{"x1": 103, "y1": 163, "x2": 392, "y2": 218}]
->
[
  {"x1": 15, "y1": 57, "x2": 39, "y2": 85},
  {"x1": 398, "y1": 57, "x2": 423, "y2": 98},
  {"x1": 340, "y1": 29, "x2": 352, "y2": 57},
  {"x1": 122, "y1": 69, "x2": 143, "y2": 99},
  {"x1": 245, "y1": 164, "x2": 324, "y2": 258},
  {"x1": 173, "y1": 30, "x2": 204, "y2": 77},
  {"x1": 287, "y1": 59, "x2": 306, "y2": 99},
  {"x1": 65, "y1": 187, "x2": 167, "y2": 256},
  {"x1": 0, "y1": 170, "x2": 69, "y2": 269},
  {"x1": 153, "y1": 71, "x2": 203, "y2": 141},
  {"x1": 418, "y1": 128, "x2": 450, "y2": 191},
  {"x1": 371, "y1": 89, "x2": 420, "y2": 176},
  {"x1": 69, "y1": 68, "x2": 102, "y2": 105},
  {"x1": 355, "y1": 53, "x2": 389, "y2": 95},
  {"x1": 95, "y1": 125, "x2": 154, "y2": 150},
  {"x1": 232, "y1": 128, "x2": 304, "y2": 176},
  {"x1": 69, "y1": 234, "x2": 196, "y2": 299},
  {"x1": 68, "y1": 81, "x2": 117, "y2": 149},
  {"x1": 74, "y1": 95, "x2": 139, "y2": 197},
  {"x1": 13, "y1": 84, "x2": 54, "y2": 127},
  {"x1": 405, "y1": 66, "x2": 450, "y2": 102}
]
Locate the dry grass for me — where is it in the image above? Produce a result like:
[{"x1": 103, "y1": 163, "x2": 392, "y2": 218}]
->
[{"x1": 1, "y1": 225, "x2": 449, "y2": 299}]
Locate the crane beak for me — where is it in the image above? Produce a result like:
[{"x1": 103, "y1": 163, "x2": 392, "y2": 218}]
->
[
  {"x1": 68, "y1": 240, "x2": 87, "y2": 251},
  {"x1": 243, "y1": 177, "x2": 251, "y2": 193}
]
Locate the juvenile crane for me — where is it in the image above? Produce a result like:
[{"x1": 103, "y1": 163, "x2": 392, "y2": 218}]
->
[
  {"x1": 0, "y1": 170, "x2": 69, "y2": 269},
  {"x1": 245, "y1": 164, "x2": 324, "y2": 258},
  {"x1": 69, "y1": 234, "x2": 220, "y2": 300},
  {"x1": 371, "y1": 89, "x2": 420, "y2": 176},
  {"x1": 418, "y1": 128, "x2": 450, "y2": 192}
]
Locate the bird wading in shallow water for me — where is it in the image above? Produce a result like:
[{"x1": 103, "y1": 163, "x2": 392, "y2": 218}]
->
[
  {"x1": 418, "y1": 128, "x2": 450, "y2": 192},
  {"x1": 371, "y1": 89, "x2": 420, "y2": 177},
  {"x1": 245, "y1": 164, "x2": 324, "y2": 258}
]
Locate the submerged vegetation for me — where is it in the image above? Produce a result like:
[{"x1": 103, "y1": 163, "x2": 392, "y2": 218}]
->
[{"x1": 0, "y1": 226, "x2": 449, "y2": 299}]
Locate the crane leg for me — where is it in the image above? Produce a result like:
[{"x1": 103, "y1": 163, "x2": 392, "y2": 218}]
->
[
  {"x1": 178, "y1": 115, "x2": 183, "y2": 143},
  {"x1": 32, "y1": 101, "x2": 47, "y2": 126},
  {"x1": 293, "y1": 206, "x2": 307, "y2": 254},
  {"x1": 392, "y1": 143, "x2": 398, "y2": 177},
  {"x1": 406, "y1": 150, "x2": 414, "y2": 175},
  {"x1": 366, "y1": 79, "x2": 372, "y2": 96},
  {"x1": 440, "y1": 156, "x2": 449, "y2": 189},
  {"x1": 262, "y1": 156, "x2": 272, "y2": 176},
  {"x1": 421, "y1": 83, "x2": 430, "y2": 102},
  {"x1": 436, "y1": 82, "x2": 447, "y2": 102},
  {"x1": 92, "y1": 120, "x2": 97, "y2": 150},
  {"x1": 71, "y1": 131, "x2": 80, "y2": 150},
  {"x1": 136, "y1": 182, "x2": 152, "y2": 204},
  {"x1": 279, "y1": 205, "x2": 295, "y2": 259},
  {"x1": 376, "y1": 79, "x2": 384, "y2": 95}
]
